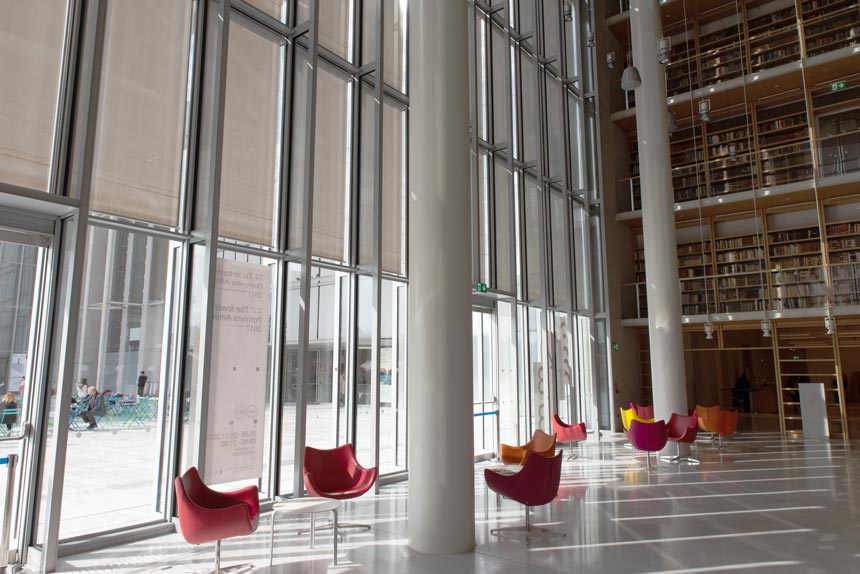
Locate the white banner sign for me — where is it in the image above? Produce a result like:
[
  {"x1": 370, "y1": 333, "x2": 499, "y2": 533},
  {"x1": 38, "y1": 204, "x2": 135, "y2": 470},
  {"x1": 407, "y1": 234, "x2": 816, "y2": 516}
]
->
[{"x1": 204, "y1": 259, "x2": 270, "y2": 484}]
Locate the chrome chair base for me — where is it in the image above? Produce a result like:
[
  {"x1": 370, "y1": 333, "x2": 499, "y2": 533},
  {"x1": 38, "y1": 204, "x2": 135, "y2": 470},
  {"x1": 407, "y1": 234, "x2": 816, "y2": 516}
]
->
[{"x1": 490, "y1": 508, "x2": 567, "y2": 546}]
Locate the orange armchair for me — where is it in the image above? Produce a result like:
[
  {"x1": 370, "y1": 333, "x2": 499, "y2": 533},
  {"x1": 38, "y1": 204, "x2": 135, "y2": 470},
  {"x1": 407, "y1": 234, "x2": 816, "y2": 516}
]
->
[{"x1": 500, "y1": 429, "x2": 557, "y2": 465}]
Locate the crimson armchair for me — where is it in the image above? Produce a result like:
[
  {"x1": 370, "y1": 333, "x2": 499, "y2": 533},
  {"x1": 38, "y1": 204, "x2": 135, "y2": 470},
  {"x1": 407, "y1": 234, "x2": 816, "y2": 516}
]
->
[
  {"x1": 629, "y1": 402, "x2": 654, "y2": 420},
  {"x1": 304, "y1": 444, "x2": 377, "y2": 533},
  {"x1": 174, "y1": 467, "x2": 259, "y2": 573},
  {"x1": 666, "y1": 412, "x2": 699, "y2": 464},
  {"x1": 485, "y1": 451, "x2": 565, "y2": 545},
  {"x1": 551, "y1": 414, "x2": 587, "y2": 460}
]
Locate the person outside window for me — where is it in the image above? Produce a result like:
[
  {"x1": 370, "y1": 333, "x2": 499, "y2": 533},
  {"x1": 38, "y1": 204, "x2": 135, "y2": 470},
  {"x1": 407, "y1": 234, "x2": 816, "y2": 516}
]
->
[
  {"x1": 0, "y1": 392, "x2": 19, "y2": 431},
  {"x1": 137, "y1": 371, "x2": 148, "y2": 396},
  {"x1": 79, "y1": 386, "x2": 106, "y2": 430}
]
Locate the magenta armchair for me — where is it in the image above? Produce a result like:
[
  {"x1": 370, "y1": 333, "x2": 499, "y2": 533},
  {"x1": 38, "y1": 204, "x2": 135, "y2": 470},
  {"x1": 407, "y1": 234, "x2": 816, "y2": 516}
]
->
[
  {"x1": 174, "y1": 467, "x2": 259, "y2": 573},
  {"x1": 551, "y1": 413, "x2": 587, "y2": 460},
  {"x1": 666, "y1": 412, "x2": 699, "y2": 464},
  {"x1": 485, "y1": 451, "x2": 565, "y2": 545},
  {"x1": 304, "y1": 444, "x2": 378, "y2": 532},
  {"x1": 627, "y1": 419, "x2": 667, "y2": 470}
]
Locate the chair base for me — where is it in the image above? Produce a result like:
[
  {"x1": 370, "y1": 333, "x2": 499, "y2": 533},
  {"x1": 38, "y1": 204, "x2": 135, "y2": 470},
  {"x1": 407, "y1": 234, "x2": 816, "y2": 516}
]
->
[
  {"x1": 662, "y1": 442, "x2": 700, "y2": 465},
  {"x1": 297, "y1": 519, "x2": 367, "y2": 540},
  {"x1": 209, "y1": 539, "x2": 254, "y2": 574},
  {"x1": 489, "y1": 508, "x2": 567, "y2": 546}
]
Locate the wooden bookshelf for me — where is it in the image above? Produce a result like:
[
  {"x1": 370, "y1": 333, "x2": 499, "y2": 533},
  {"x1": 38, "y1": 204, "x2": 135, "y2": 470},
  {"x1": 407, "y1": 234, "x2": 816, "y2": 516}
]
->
[
  {"x1": 826, "y1": 216, "x2": 860, "y2": 305},
  {"x1": 767, "y1": 222, "x2": 828, "y2": 309},
  {"x1": 801, "y1": 0, "x2": 860, "y2": 57},
  {"x1": 715, "y1": 231, "x2": 767, "y2": 313},
  {"x1": 665, "y1": 36, "x2": 699, "y2": 97},
  {"x1": 705, "y1": 112, "x2": 756, "y2": 196},
  {"x1": 678, "y1": 238, "x2": 716, "y2": 315},
  {"x1": 747, "y1": 2, "x2": 802, "y2": 72},
  {"x1": 699, "y1": 22, "x2": 747, "y2": 88},
  {"x1": 756, "y1": 100, "x2": 814, "y2": 187}
]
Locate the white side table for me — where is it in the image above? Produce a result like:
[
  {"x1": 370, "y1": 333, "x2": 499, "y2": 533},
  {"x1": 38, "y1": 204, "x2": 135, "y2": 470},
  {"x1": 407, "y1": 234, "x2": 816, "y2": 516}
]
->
[{"x1": 270, "y1": 497, "x2": 341, "y2": 567}]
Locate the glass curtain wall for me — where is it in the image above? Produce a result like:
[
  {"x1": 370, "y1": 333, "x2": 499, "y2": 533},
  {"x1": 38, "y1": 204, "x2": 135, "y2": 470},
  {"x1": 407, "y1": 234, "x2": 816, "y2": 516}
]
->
[
  {"x1": 469, "y1": 0, "x2": 608, "y2": 442},
  {"x1": 0, "y1": 0, "x2": 408, "y2": 566}
]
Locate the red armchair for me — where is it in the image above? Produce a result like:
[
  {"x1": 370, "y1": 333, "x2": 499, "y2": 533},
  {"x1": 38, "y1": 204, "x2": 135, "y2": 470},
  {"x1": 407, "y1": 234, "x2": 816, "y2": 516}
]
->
[
  {"x1": 304, "y1": 444, "x2": 378, "y2": 532},
  {"x1": 174, "y1": 467, "x2": 259, "y2": 573},
  {"x1": 629, "y1": 402, "x2": 654, "y2": 420},
  {"x1": 666, "y1": 412, "x2": 699, "y2": 464},
  {"x1": 485, "y1": 451, "x2": 565, "y2": 545},
  {"x1": 551, "y1": 413, "x2": 587, "y2": 460}
]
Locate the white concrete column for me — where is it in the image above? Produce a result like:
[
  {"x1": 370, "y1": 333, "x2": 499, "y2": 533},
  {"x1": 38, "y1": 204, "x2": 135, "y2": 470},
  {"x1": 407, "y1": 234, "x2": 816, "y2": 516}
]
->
[
  {"x1": 407, "y1": 0, "x2": 475, "y2": 555},
  {"x1": 630, "y1": 0, "x2": 688, "y2": 434}
]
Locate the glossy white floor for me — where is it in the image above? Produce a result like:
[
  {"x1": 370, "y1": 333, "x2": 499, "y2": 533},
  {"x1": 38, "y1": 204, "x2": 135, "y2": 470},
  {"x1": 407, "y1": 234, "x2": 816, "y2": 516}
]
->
[{"x1": 50, "y1": 432, "x2": 860, "y2": 573}]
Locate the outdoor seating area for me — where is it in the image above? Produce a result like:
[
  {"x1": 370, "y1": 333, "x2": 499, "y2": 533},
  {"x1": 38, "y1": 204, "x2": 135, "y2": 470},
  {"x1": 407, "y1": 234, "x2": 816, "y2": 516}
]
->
[{"x1": 68, "y1": 396, "x2": 158, "y2": 433}]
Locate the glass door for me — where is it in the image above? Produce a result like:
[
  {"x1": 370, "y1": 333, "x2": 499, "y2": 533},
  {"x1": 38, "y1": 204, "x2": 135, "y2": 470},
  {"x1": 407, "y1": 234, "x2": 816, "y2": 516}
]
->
[
  {"x1": 0, "y1": 229, "x2": 53, "y2": 567},
  {"x1": 472, "y1": 309, "x2": 498, "y2": 458}
]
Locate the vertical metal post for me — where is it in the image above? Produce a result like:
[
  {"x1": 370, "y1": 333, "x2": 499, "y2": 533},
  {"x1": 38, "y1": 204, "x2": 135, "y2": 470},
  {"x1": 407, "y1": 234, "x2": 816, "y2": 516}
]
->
[
  {"x1": 38, "y1": 0, "x2": 105, "y2": 568},
  {"x1": 370, "y1": 0, "x2": 385, "y2": 488},
  {"x1": 293, "y1": 0, "x2": 320, "y2": 497}
]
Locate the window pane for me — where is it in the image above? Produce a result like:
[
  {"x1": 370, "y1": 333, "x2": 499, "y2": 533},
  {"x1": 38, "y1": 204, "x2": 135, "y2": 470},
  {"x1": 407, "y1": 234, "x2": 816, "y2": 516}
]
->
[
  {"x1": 476, "y1": 14, "x2": 489, "y2": 142},
  {"x1": 525, "y1": 177, "x2": 543, "y2": 301},
  {"x1": 542, "y1": 0, "x2": 560, "y2": 58},
  {"x1": 91, "y1": 0, "x2": 192, "y2": 227},
  {"x1": 312, "y1": 64, "x2": 351, "y2": 261},
  {"x1": 305, "y1": 267, "x2": 349, "y2": 450},
  {"x1": 358, "y1": 86, "x2": 374, "y2": 266},
  {"x1": 478, "y1": 150, "x2": 490, "y2": 283},
  {"x1": 322, "y1": 0, "x2": 354, "y2": 61},
  {"x1": 495, "y1": 160, "x2": 512, "y2": 293},
  {"x1": 521, "y1": 54, "x2": 538, "y2": 163},
  {"x1": 573, "y1": 202, "x2": 587, "y2": 309},
  {"x1": 248, "y1": 0, "x2": 288, "y2": 23},
  {"x1": 355, "y1": 275, "x2": 374, "y2": 464},
  {"x1": 492, "y1": 22, "x2": 508, "y2": 144},
  {"x1": 0, "y1": 1, "x2": 67, "y2": 191},
  {"x1": 63, "y1": 227, "x2": 178, "y2": 538},
  {"x1": 382, "y1": 100, "x2": 406, "y2": 274},
  {"x1": 551, "y1": 193, "x2": 568, "y2": 307},
  {"x1": 288, "y1": 49, "x2": 308, "y2": 251},
  {"x1": 546, "y1": 75, "x2": 563, "y2": 179},
  {"x1": 384, "y1": 0, "x2": 407, "y2": 93},
  {"x1": 379, "y1": 280, "x2": 406, "y2": 474},
  {"x1": 361, "y1": 0, "x2": 376, "y2": 65},
  {"x1": 219, "y1": 17, "x2": 282, "y2": 246},
  {"x1": 280, "y1": 262, "x2": 301, "y2": 493}
]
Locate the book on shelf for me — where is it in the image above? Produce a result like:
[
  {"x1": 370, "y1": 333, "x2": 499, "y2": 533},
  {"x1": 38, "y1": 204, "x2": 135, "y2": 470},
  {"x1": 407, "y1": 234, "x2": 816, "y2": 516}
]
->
[
  {"x1": 769, "y1": 228, "x2": 820, "y2": 243},
  {"x1": 770, "y1": 255, "x2": 823, "y2": 270},
  {"x1": 717, "y1": 248, "x2": 763, "y2": 262}
]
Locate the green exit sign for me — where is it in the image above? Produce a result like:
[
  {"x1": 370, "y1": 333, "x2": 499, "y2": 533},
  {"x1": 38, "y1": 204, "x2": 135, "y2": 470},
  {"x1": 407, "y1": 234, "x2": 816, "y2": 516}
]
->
[
  {"x1": 475, "y1": 282, "x2": 488, "y2": 293},
  {"x1": 831, "y1": 80, "x2": 848, "y2": 92},
  {"x1": 612, "y1": 342, "x2": 620, "y2": 351},
  {"x1": 793, "y1": 355, "x2": 801, "y2": 360}
]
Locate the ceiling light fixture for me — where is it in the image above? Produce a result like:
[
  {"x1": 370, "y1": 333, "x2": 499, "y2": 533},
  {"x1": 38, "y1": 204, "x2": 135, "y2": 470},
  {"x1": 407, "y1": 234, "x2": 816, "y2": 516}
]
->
[
  {"x1": 699, "y1": 99, "x2": 711, "y2": 122},
  {"x1": 621, "y1": 60, "x2": 642, "y2": 91},
  {"x1": 658, "y1": 37, "x2": 671, "y2": 65}
]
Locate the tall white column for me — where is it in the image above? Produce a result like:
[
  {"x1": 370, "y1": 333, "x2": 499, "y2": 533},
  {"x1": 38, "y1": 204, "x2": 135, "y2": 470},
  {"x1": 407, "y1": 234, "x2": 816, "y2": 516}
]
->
[
  {"x1": 407, "y1": 0, "x2": 475, "y2": 555},
  {"x1": 630, "y1": 0, "x2": 688, "y2": 434}
]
